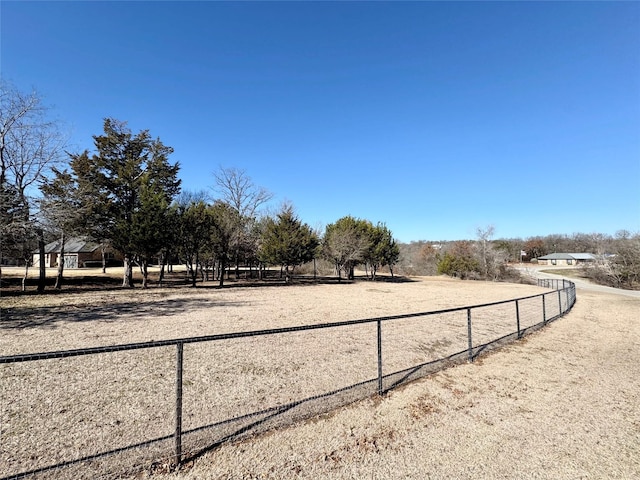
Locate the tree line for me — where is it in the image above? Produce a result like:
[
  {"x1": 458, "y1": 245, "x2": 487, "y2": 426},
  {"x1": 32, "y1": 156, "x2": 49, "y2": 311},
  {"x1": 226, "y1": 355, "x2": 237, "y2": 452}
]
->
[
  {"x1": 1, "y1": 81, "x2": 637, "y2": 291},
  {"x1": 396, "y1": 229, "x2": 640, "y2": 289},
  {"x1": 0, "y1": 82, "x2": 400, "y2": 290}
]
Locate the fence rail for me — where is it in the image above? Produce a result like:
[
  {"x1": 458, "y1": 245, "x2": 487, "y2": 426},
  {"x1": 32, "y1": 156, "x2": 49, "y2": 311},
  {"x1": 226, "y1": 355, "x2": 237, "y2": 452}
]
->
[{"x1": 0, "y1": 279, "x2": 576, "y2": 479}]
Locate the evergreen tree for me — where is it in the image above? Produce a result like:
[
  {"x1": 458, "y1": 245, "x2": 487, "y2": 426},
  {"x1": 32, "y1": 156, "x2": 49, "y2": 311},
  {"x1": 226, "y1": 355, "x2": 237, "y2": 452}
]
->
[
  {"x1": 92, "y1": 118, "x2": 180, "y2": 287},
  {"x1": 176, "y1": 200, "x2": 214, "y2": 287},
  {"x1": 323, "y1": 216, "x2": 370, "y2": 280},
  {"x1": 437, "y1": 241, "x2": 481, "y2": 280},
  {"x1": 260, "y1": 205, "x2": 319, "y2": 283},
  {"x1": 130, "y1": 175, "x2": 173, "y2": 287},
  {"x1": 209, "y1": 200, "x2": 237, "y2": 287},
  {"x1": 371, "y1": 223, "x2": 400, "y2": 279},
  {"x1": 68, "y1": 150, "x2": 113, "y2": 271}
]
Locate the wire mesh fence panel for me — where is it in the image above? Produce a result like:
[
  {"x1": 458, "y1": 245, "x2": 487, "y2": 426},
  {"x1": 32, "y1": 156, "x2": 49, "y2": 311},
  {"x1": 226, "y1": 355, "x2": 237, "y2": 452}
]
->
[
  {"x1": 517, "y1": 295, "x2": 544, "y2": 331},
  {"x1": 180, "y1": 321, "x2": 378, "y2": 458},
  {"x1": 0, "y1": 347, "x2": 175, "y2": 480},
  {"x1": 468, "y1": 301, "x2": 518, "y2": 348},
  {"x1": 561, "y1": 289, "x2": 570, "y2": 313},
  {"x1": 538, "y1": 279, "x2": 560, "y2": 290},
  {"x1": 543, "y1": 291, "x2": 561, "y2": 321},
  {"x1": 379, "y1": 310, "x2": 469, "y2": 390},
  {"x1": 570, "y1": 285, "x2": 577, "y2": 306},
  {"x1": 561, "y1": 287, "x2": 575, "y2": 313}
]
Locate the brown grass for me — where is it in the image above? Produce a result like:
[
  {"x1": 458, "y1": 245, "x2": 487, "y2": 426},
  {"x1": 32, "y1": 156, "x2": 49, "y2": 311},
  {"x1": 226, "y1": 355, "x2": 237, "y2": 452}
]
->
[
  {"x1": 3, "y1": 276, "x2": 636, "y2": 479},
  {"x1": 158, "y1": 287, "x2": 640, "y2": 480}
]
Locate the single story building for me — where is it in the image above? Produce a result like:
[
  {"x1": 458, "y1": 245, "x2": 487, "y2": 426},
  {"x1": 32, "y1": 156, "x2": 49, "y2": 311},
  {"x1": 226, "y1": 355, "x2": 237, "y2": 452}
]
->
[
  {"x1": 537, "y1": 253, "x2": 596, "y2": 266},
  {"x1": 33, "y1": 238, "x2": 120, "y2": 269}
]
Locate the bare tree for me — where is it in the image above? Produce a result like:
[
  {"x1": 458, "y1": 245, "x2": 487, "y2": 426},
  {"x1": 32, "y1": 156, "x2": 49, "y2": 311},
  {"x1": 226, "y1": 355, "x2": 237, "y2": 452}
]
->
[
  {"x1": 0, "y1": 80, "x2": 65, "y2": 290},
  {"x1": 213, "y1": 167, "x2": 272, "y2": 218},
  {"x1": 39, "y1": 168, "x2": 84, "y2": 289},
  {"x1": 476, "y1": 225, "x2": 496, "y2": 278},
  {"x1": 212, "y1": 167, "x2": 273, "y2": 278},
  {"x1": 585, "y1": 230, "x2": 640, "y2": 289}
]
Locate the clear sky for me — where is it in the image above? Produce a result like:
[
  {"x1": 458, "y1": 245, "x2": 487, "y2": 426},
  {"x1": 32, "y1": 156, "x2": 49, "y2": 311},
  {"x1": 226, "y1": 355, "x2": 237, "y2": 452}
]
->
[{"x1": 2, "y1": 1, "x2": 639, "y2": 242}]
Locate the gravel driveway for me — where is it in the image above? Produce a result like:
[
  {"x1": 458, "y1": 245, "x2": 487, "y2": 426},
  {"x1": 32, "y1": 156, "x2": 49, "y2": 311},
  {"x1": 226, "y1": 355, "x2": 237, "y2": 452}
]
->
[{"x1": 515, "y1": 264, "x2": 640, "y2": 299}]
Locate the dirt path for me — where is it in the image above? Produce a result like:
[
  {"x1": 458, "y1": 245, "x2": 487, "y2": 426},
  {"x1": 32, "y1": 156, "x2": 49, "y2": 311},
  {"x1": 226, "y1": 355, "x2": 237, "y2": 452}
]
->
[{"x1": 155, "y1": 288, "x2": 640, "y2": 479}]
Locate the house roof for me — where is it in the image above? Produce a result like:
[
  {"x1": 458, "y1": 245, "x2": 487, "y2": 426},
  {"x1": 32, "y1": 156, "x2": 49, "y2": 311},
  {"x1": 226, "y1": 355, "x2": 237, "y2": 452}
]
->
[
  {"x1": 40, "y1": 238, "x2": 102, "y2": 254},
  {"x1": 569, "y1": 253, "x2": 597, "y2": 260},
  {"x1": 538, "y1": 253, "x2": 596, "y2": 261}
]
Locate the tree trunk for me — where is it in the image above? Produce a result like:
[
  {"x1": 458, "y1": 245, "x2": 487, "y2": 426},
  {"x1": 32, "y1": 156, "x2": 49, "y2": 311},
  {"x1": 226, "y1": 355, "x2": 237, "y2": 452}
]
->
[
  {"x1": 219, "y1": 260, "x2": 225, "y2": 287},
  {"x1": 158, "y1": 252, "x2": 166, "y2": 287},
  {"x1": 141, "y1": 260, "x2": 149, "y2": 288},
  {"x1": 190, "y1": 254, "x2": 199, "y2": 287},
  {"x1": 22, "y1": 263, "x2": 29, "y2": 292},
  {"x1": 101, "y1": 243, "x2": 107, "y2": 273},
  {"x1": 284, "y1": 265, "x2": 290, "y2": 284},
  {"x1": 37, "y1": 229, "x2": 46, "y2": 293},
  {"x1": 188, "y1": 266, "x2": 196, "y2": 287},
  {"x1": 54, "y1": 231, "x2": 66, "y2": 289},
  {"x1": 122, "y1": 254, "x2": 133, "y2": 287}
]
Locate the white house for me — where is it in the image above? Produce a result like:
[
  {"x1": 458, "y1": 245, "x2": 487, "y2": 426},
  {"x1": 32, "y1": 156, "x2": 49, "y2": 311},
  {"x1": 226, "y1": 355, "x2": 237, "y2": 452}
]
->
[{"x1": 537, "y1": 253, "x2": 596, "y2": 266}]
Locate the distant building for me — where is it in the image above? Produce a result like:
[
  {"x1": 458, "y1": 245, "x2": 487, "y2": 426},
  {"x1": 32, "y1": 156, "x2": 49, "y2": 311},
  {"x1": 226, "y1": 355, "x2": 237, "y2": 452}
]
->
[
  {"x1": 32, "y1": 238, "x2": 121, "y2": 269},
  {"x1": 537, "y1": 253, "x2": 596, "y2": 266}
]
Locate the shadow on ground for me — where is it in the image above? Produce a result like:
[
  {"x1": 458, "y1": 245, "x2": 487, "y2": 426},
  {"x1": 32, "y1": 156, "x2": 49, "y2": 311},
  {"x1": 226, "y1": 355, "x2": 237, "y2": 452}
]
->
[{"x1": 0, "y1": 297, "x2": 247, "y2": 330}]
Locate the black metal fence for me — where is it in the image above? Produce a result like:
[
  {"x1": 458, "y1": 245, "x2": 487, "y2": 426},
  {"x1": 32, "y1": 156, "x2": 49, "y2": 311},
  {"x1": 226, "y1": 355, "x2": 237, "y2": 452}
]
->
[{"x1": 0, "y1": 279, "x2": 576, "y2": 479}]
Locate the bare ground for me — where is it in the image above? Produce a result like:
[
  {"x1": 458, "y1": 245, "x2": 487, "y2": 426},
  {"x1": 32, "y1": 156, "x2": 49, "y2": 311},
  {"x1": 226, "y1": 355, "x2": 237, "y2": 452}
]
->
[{"x1": 1, "y1": 275, "x2": 637, "y2": 479}]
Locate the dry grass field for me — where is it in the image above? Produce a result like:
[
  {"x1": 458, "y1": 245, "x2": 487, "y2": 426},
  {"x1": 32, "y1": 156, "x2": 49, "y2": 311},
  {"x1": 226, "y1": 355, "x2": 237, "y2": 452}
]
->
[
  {"x1": 1, "y1": 271, "x2": 637, "y2": 479},
  {"x1": 0, "y1": 267, "x2": 545, "y2": 355},
  {"x1": 158, "y1": 285, "x2": 639, "y2": 480}
]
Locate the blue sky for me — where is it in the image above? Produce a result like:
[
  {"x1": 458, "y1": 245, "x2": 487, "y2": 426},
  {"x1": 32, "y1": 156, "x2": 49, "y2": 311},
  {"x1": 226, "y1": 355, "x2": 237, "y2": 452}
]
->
[{"x1": 2, "y1": 1, "x2": 639, "y2": 242}]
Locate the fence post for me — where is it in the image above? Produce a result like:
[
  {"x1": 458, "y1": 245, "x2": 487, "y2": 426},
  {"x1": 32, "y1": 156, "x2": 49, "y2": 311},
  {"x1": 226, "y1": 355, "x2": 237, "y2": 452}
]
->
[
  {"x1": 515, "y1": 300, "x2": 521, "y2": 339},
  {"x1": 377, "y1": 319, "x2": 383, "y2": 395},
  {"x1": 175, "y1": 342, "x2": 184, "y2": 466},
  {"x1": 467, "y1": 308, "x2": 473, "y2": 362},
  {"x1": 542, "y1": 295, "x2": 547, "y2": 325}
]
